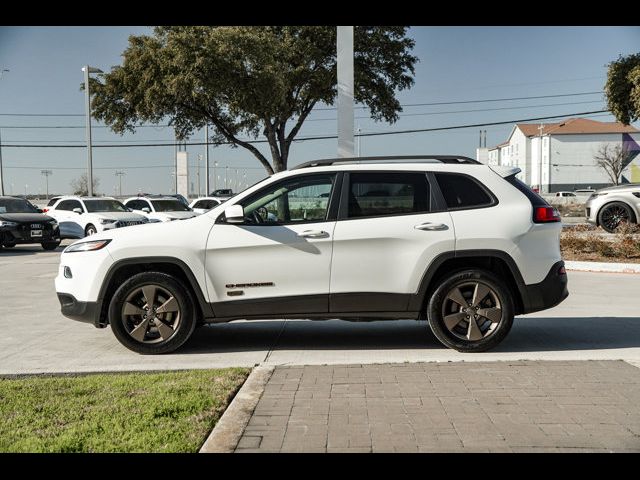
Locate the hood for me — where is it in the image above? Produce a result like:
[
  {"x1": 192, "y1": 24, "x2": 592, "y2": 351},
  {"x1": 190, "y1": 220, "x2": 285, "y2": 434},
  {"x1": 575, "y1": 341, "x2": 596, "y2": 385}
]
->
[
  {"x1": 0, "y1": 212, "x2": 55, "y2": 223},
  {"x1": 158, "y1": 211, "x2": 198, "y2": 220},
  {"x1": 595, "y1": 183, "x2": 640, "y2": 193},
  {"x1": 90, "y1": 212, "x2": 148, "y2": 221}
]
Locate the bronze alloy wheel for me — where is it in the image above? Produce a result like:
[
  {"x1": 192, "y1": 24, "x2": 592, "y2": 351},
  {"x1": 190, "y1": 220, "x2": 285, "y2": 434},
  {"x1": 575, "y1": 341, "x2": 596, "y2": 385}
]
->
[
  {"x1": 441, "y1": 280, "x2": 503, "y2": 341},
  {"x1": 121, "y1": 284, "x2": 181, "y2": 344}
]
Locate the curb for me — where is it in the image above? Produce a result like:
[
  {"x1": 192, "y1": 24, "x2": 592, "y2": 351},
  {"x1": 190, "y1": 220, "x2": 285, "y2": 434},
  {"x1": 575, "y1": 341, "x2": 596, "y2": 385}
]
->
[
  {"x1": 199, "y1": 365, "x2": 274, "y2": 453},
  {"x1": 565, "y1": 260, "x2": 640, "y2": 274}
]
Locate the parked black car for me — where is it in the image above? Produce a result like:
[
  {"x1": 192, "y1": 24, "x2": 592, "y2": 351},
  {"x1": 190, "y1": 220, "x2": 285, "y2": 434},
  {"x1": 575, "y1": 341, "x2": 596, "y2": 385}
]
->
[{"x1": 0, "y1": 196, "x2": 61, "y2": 250}]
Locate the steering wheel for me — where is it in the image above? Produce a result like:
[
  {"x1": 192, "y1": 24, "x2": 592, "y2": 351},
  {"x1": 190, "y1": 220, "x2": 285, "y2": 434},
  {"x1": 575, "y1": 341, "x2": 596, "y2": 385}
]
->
[{"x1": 246, "y1": 206, "x2": 269, "y2": 224}]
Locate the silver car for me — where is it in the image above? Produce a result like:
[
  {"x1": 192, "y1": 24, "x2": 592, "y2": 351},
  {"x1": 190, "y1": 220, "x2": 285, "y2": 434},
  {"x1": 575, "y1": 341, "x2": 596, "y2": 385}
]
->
[{"x1": 585, "y1": 184, "x2": 640, "y2": 232}]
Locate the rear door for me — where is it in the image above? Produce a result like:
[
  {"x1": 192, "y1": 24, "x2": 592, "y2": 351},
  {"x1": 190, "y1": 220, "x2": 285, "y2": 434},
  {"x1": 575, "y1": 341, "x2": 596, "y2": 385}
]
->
[{"x1": 329, "y1": 171, "x2": 455, "y2": 314}]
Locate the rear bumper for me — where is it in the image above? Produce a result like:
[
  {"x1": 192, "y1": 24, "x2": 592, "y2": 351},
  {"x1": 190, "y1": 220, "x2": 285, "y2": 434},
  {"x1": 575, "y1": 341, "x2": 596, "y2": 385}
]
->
[
  {"x1": 57, "y1": 293, "x2": 100, "y2": 326},
  {"x1": 521, "y1": 260, "x2": 568, "y2": 314}
]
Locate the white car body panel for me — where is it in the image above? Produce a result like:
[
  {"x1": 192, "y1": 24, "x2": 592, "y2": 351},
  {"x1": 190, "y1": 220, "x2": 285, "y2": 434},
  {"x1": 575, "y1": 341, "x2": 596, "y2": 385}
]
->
[{"x1": 124, "y1": 197, "x2": 198, "y2": 223}]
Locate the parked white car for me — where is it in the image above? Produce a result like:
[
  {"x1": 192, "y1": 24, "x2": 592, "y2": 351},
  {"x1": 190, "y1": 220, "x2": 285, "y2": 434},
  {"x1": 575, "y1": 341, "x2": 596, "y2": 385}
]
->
[
  {"x1": 124, "y1": 196, "x2": 198, "y2": 222},
  {"x1": 47, "y1": 196, "x2": 150, "y2": 238},
  {"x1": 56, "y1": 155, "x2": 568, "y2": 355},
  {"x1": 189, "y1": 197, "x2": 224, "y2": 215}
]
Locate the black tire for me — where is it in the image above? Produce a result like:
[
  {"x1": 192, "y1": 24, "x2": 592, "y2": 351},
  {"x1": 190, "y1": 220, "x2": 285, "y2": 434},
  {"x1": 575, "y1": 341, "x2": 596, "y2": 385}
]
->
[
  {"x1": 41, "y1": 241, "x2": 61, "y2": 251},
  {"x1": 108, "y1": 272, "x2": 197, "y2": 354},
  {"x1": 427, "y1": 269, "x2": 514, "y2": 353},
  {"x1": 3, "y1": 242, "x2": 16, "y2": 248},
  {"x1": 85, "y1": 224, "x2": 97, "y2": 236},
  {"x1": 598, "y1": 202, "x2": 636, "y2": 233}
]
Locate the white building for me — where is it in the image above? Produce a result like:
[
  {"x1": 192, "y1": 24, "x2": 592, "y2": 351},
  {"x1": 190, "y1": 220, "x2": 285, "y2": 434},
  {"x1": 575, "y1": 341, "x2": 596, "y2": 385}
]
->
[{"x1": 480, "y1": 118, "x2": 640, "y2": 192}]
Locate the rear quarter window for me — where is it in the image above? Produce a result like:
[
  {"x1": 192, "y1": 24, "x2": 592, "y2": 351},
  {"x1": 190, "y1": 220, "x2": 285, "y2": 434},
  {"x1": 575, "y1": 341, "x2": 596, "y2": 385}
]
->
[
  {"x1": 434, "y1": 173, "x2": 495, "y2": 209},
  {"x1": 505, "y1": 174, "x2": 548, "y2": 207}
]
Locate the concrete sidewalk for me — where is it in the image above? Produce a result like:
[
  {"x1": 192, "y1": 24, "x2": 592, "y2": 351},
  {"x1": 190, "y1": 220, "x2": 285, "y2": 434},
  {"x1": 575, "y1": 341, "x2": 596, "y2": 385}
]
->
[{"x1": 234, "y1": 360, "x2": 640, "y2": 453}]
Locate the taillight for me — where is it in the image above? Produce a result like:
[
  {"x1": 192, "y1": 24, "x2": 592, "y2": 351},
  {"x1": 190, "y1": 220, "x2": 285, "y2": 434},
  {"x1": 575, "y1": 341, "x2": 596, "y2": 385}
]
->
[
  {"x1": 534, "y1": 206, "x2": 561, "y2": 223},
  {"x1": 42, "y1": 208, "x2": 49, "y2": 213}
]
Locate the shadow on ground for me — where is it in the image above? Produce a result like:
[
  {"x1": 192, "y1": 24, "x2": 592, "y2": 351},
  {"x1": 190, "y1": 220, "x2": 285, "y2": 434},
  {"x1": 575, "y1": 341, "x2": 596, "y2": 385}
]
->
[{"x1": 180, "y1": 316, "x2": 640, "y2": 355}]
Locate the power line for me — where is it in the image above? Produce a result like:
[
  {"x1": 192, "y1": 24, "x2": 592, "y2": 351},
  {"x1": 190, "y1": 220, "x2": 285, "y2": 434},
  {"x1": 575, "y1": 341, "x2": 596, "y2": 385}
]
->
[
  {"x1": 314, "y1": 91, "x2": 603, "y2": 111},
  {"x1": 0, "y1": 109, "x2": 611, "y2": 148},
  {"x1": 0, "y1": 90, "x2": 604, "y2": 117},
  {"x1": 306, "y1": 100, "x2": 605, "y2": 122}
]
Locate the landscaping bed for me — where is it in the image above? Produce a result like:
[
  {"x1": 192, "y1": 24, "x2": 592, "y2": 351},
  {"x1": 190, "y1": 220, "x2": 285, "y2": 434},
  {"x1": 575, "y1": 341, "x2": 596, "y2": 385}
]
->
[
  {"x1": 561, "y1": 223, "x2": 640, "y2": 263},
  {"x1": 0, "y1": 368, "x2": 250, "y2": 453}
]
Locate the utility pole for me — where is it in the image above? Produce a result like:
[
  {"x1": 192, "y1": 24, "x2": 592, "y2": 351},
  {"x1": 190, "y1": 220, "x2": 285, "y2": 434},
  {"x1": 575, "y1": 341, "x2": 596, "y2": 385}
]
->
[
  {"x1": 204, "y1": 124, "x2": 210, "y2": 195},
  {"x1": 41, "y1": 170, "x2": 52, "y2": 199},
  {"x1": 0, "y1": 69, "x2": 8, "y2": 196},
  {"x1": 213, "y1": 161, "x2": 218, "y2": 193},
  {"x1": 356, "y1": 125, "x2": 362, "y2": 157},
  {"x1": 337, "y1": 26, "x2": 355, "y2": 158},
  {"x1": 115, "y1": 170, "x2": 125, "y2": 197},
  {"x1": 538, "y1": 123, "x2": 544, "y2": 193},
  {"x1": 225, "y1": 166, "x2": 229, "y2": 189}
]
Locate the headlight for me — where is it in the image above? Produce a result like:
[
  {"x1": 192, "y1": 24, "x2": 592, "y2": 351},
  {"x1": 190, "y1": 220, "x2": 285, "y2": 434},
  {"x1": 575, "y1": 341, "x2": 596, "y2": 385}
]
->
[
  {"x1": 587, "y1": 193, "x2": 607, "y2": 200},
  {"x1": 0, "y1": 221, "x2": 18, "y2": 227},
  {"x1": 632, "y1": 192, "x2": 640, "y2": 198},
  {"x1": 99, "y1": 219, "x2": 117, "y2": 225},
  {"x1": 64, "y1": 239, "x2": 111, "y2": 253},
  {"x1": 48, "y1": 219, "x2": 58, "y2": 226}
]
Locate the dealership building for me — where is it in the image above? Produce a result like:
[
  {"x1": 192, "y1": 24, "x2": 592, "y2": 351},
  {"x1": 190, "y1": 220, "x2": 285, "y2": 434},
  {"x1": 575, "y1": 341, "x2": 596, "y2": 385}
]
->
[{"x1": 477, "y1": 118, "x2": 640, "y2": 192}]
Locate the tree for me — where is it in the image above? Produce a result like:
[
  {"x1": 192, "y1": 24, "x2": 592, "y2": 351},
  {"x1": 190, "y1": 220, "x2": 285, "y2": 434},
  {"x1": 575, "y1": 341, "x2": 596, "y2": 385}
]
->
[
  {"x1": 89, "y1": 26, "x2": 417, "y2": 174},
  {"x1": 594, "y1": 143, "x2": 630, "y2": 185},
  {"x1": 604, "y1": 52, "x2": 640, "y2": 125},
  {"x1": 71, "y1": 173, "x2": 100, "y2": 196}
]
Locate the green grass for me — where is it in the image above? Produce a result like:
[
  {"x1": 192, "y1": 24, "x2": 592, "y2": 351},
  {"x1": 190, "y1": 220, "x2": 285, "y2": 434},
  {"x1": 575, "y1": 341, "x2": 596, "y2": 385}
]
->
[{"x1": 0, "y1": 368, "x2": 250, "y2": 453}]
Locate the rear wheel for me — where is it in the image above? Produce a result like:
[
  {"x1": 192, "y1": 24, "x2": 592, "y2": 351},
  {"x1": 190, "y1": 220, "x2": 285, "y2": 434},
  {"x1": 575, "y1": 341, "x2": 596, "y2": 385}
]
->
[
  {"x1": 427, "y1": 269, "x2": 514, "y2": 352},
  {"x1": 108, "y1": 272, "x2": 197, "y2": 354},
  {"x1": 41, "y1": 241, "x2": 61, "y2": 251},
  {"x1": 598, "y1": 202, "x2": 635, "y2": 233}
]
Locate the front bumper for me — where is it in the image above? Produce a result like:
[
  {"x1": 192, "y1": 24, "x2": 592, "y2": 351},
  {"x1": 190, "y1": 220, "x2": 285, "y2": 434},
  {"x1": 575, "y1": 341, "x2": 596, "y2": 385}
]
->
[
  {"x1": 521, "y1": 260, "x2": 568, "y2": 314},
  {"x1": 57, "y1": 293, "x2": 99, "y2": 326},
  {"x1": 1, "y1": 225, "x2": 60, "y2": 244}
]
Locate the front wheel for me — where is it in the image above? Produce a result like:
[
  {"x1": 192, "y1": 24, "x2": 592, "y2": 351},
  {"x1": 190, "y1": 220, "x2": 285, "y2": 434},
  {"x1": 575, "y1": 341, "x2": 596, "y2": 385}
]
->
[
  {"x1": 427, "y1": 269, "x2": 514, "y2": 352},
  {"x1": 85, "y1": 224, "x2": 97, "y2": 236},
  {"x1": 42, "y1": 240, "x2": 61, "y2": 251},
  {"x1": 108, "y1": 272, "x2": 197, "y2": 354},
  {"x1": 598, "y1": 202, "x2": 635, "y2": 233}
]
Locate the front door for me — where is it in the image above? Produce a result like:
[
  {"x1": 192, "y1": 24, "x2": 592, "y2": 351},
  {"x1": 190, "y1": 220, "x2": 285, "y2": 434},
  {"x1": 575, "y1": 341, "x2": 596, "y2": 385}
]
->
[
  {"x1": 329, "y1": 171, "x2": 455, "y2": 313},
  {"x1": 205, "y1": 173, "x2": 340, "y2": 318}
]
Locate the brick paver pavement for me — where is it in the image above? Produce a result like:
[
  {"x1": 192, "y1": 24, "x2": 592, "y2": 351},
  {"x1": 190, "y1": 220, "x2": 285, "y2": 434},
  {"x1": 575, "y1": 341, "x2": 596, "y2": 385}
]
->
[{"x1": 235, "y1": 360, "x2": 640, "y2": 452}]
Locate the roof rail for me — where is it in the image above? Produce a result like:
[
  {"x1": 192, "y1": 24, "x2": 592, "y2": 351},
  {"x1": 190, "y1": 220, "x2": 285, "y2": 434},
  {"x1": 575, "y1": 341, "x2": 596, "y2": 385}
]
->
[{"x1": 291, "y1": 155, "x2": 481, "y2": 170}]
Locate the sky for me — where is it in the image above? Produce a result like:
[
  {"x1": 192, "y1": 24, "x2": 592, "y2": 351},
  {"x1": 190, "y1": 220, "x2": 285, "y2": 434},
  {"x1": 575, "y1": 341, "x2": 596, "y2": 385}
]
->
[{"x1": 0, "y1": 26, "x2": 639, "y2": 197}]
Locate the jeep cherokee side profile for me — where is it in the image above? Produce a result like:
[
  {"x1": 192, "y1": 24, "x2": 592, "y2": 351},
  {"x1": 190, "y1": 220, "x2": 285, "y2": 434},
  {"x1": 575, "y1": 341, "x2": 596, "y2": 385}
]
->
[{"x1": 55, "y1": 156, "x2": 568, "y2": 354}]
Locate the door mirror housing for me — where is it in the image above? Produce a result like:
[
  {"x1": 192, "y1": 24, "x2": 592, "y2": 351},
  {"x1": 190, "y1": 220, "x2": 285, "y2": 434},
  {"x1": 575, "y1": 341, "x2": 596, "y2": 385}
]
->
[
  {"x1": 224, "y1": 205, "x2": 245, "y2": 224},
  {"x1": 72, "y1": 208, "x2": 83, "y2": 214},
  {"x1": 141, "y1": 207, "x2": 151, "y2": 213}
]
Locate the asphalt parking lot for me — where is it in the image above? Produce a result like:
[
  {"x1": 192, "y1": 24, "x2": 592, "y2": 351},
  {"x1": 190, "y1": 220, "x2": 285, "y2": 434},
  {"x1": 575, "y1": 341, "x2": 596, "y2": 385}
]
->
[{"x1": 1, "y1": 242, "x2": 640, "y2": 374}]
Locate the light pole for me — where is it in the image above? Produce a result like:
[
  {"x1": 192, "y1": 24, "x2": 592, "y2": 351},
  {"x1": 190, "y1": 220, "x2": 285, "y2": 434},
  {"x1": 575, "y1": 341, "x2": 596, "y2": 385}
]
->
[
  {"x1": 225, "y1": 166, "x2": 229, "y2": 189},
  {"x1": 41, "y1": 170, "x2": 52, "y2": 199},
  {"x1": 115, "y1": 170, "x2": 125, "y2": 197},
  {"x1": 24, "y1": 184, "x2": 28, "y2": 197},
  {"x1": 82, "y1": 65, "x2": 103, "y2": 197},
  {"x1": 197, "y1": 154, "x2": 202, "y2": 197},
  {"x1": 356, "y1": 125, "x2": 362, "y2": 157},
  {"x1": 213, "y1": 161, "x2": 218, "y2": 192},
  {"x1": 0, "y1": 69, "x2": 8, "y2": 196}
]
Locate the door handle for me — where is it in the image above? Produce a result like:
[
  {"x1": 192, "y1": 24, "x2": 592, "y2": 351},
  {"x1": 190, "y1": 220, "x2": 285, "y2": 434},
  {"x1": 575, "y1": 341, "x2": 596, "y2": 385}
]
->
[
  {"x1": 414, "y1": 222, "x2": 449, "y2": 231},
  {"x1": 297, "y1": 230, "x2": 329, "y2": 238}
]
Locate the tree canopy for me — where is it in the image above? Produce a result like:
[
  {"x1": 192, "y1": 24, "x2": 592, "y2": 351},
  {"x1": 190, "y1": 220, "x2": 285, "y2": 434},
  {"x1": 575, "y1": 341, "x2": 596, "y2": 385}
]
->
[
  {"x1": 605, "y1": 52, "x2": 640, "y2": 125},
  {"x1": 89, "y1": 26, "x2": 417, "y2": 174}
]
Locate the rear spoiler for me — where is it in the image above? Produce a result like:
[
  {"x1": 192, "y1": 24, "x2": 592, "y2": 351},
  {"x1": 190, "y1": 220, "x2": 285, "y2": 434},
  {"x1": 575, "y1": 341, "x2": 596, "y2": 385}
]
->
[{"x1": 489, "y1": 165, "x2": 521, "y2": 178}]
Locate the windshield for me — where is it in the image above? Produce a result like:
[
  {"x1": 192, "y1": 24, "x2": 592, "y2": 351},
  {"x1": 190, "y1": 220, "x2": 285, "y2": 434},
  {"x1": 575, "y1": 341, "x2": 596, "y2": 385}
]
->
[
  {"x1": 0, "y1": 198, "x2": 39, "y2": 214},
  {"x1": 84, "y1": 199, "x2": 128, "y2": 213},
  {"x1": 151, "y1": 200, "x2": 191, "y2": 212}
]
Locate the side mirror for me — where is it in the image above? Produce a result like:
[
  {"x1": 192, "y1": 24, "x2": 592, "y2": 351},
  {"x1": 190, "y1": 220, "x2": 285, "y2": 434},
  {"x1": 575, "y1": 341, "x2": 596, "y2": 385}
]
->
[
  {"x1": 141, "y1": 207, "x2": 151, "y2": 213},
  {"x1": 36, "y1": 208, "x2": 43, "y2": 213},
  {"x1": 72, "y1": 208, "x2": 83, "y2": 214},
  {"x1": 224, "y1": 205, "x2": 245, "y2": 224}
]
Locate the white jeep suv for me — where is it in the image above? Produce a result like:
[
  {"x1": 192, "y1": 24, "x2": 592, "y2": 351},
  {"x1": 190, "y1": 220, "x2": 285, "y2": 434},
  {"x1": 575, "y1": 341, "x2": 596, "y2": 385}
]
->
[{"x1": 55, "y1": 156, "x2": 568, "y2": 354}]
